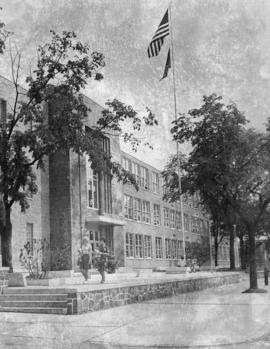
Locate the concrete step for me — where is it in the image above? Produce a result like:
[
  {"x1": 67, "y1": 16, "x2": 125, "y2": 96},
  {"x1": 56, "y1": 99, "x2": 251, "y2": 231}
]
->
[
  {"x1": 3, "y1": 288, "x2": 68, "y2": 295},
  {"x1": 0, "y1": 294, "x2": 67, "y2": 301},
  {"x1": 0, "y1": 300, "x2": 67, "y2": 308},
  {"x1": 0, "y1": 306, "x2": 67, "y2": 314}
]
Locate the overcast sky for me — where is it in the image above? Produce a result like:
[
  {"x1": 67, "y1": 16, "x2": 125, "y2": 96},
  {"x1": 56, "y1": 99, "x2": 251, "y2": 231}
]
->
[{"x1": 1, "y1": 0, "x2": 270, "y2": 169}]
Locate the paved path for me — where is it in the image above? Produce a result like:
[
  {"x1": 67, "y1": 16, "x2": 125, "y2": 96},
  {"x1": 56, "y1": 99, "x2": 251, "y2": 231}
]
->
[{"x1": 0, "y1": 276, "x2": 270, "y2": 349}]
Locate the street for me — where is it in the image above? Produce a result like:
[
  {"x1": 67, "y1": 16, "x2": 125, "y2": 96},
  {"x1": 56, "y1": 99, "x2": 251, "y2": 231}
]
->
[{"x1": 0, "y1": 277, "x2": 270, "y2": 349}]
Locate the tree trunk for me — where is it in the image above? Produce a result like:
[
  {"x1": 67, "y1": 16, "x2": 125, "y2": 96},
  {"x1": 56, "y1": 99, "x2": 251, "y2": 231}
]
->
[
  {"x1": 248, "y1": 227, "x2": 257, "y2": 289},
  {"x1": 0, "y1": 205, "x2": 13, "y2": 272},
  {"x1": 239, "y1": 234, "x2": 246, "y2": 270},
  {"x1": 229, "y1": 226, "x2": 235, "y2": 270},
  {"x1": 214, "y1": 232, "x2": 218, "y2": 267}
]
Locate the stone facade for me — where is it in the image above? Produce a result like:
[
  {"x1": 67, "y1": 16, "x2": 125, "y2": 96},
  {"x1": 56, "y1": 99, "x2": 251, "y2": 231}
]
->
[{"x1": 66, "y1": 273, "x2": 240, "y2": 314}]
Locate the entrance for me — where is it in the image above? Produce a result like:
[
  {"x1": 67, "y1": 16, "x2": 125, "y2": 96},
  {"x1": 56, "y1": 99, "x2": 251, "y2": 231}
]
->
[
  {"x1": 85, "y1": 225, "x2": 113, "y2": 253},
  {"x1": 89, "y1": 230, "x2": 101, "y2": 252}
]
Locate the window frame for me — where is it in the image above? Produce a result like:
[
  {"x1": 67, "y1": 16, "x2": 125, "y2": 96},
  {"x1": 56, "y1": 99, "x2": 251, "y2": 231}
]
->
[
  {"x1": 86, "y1": 159, "x2": 99, "y2": 209},
  {"x1": 164, "y1": 207, "x2": 170, "y2": 227},
  {"x1": 155, "y1": 237, "x2": 163, "y2": 259},
  {"x1": 153, "y1": 204, "x2": 161, "y2": 226},
  {"x1": 152, "y1": 171, "x2": 159, "y2": 193},
  {"x1": 165, "y1": 238, "x2": 172, "y2": 259},
  {"x1": 144, "y1": 235, "x2": 152, "y2": 258},
  {"x1": 133, "y1": 197, "x2": 142, "y2": 221},
  {"x1": 135, "y1": 234, "x2": 144, "y2": 258},
  {"x1": 142, "y1": 200, "x2": 151, "y2": 224},
  {"x1": 126, "y1": 232, "x2": 134, "y2": 258},
  {"x1": 140, "y1": 166, "x2": 149, "y2": 190},
  {"x1": 124, "y1": 194, "x2": 133, "y2": 219}
]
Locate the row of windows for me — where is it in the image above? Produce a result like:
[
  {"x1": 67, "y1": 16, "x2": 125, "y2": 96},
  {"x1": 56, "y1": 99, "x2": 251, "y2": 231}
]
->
[
  {"x1": 123, "y1": 157, "x2": 160, "y2": 193},
  {"x1": 123, "y1": 195, "x2": 209, "y2": 233},
  {"x1": 126, "y1": 233, "x2": 185, "y2": 260},
  {"x1": 124, "y1": 195, "x2": 151, "y2": 223}
]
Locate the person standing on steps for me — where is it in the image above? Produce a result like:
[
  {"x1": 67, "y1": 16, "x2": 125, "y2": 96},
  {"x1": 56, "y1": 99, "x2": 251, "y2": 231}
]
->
[
  {"x1": 96, "y1": 238, "x2": 109, "y2": 284},
  {"x1": 79, "y1": 236, "x2": 92, "y2": 283}
]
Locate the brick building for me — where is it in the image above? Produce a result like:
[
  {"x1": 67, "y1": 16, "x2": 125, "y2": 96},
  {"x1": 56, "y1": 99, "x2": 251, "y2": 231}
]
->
[
  {"x1": 121, "y1": 152, "x2": 211, "y2": 269},
  {"x1": 0, "y1": 75, "x2": 212, "y2": 271}
]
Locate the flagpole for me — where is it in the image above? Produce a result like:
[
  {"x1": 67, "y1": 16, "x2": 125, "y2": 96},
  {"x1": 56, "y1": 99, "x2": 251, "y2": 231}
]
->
[{"x1": 168, "y1": 1, "x2": 186, "y2": 262}]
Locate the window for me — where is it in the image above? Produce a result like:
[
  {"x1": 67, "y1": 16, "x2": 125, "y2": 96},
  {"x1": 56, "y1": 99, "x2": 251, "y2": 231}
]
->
[
  {"x1": 184, "y1": 213, "x2": 190, "y2": 232},
  {"x1": 152, "y1": 172, "x2": 159, "y2": 193},
  {"x1": 164, "y1": 208, "x2": 170, "y2": 227},
  {"x1": 165, "y1": 238, "x2": 172, "y2": 259},
  {"x1": 170, "y1": 210, "x2": 175, "y2": 229},
  {"x1": 123, "y1": 157, "x2": 131, "y2": 172},
  {"x1": 140, "y1": 166, "x2": 149, "y2": 189},
  {"x1": 153, "y1": 204, "x2": 161, "y2": 225},
  {"x1": 135, "y1": 234, "x2": 143, "y2": 258},
  {"x1": 144, "y1": 235, "x2": 152, "y2": 258},
  {"x1": 172, "y1": 239, "x2": 177, "y2": 259},
  {"x1": 124, "y1": 195, "x2": 133, "y2": 219},
  {"x1": 86, "y1": 163, "x2": 99, "y2": 209},
  {"x1": 26, "y1": 223, "x2": 34, "y2": 252},
  {"x1": 133, "y1": 198, "x2": 142, "y2": 221},
  {"x1": 177, "y1": 240, "x2": 183, "y2": 258},
  {"x1": 155, "y1": 237, "x2": 163, "y2": 259},
  {"x1": 85, "y1": 132, "x2": 111, "y2": 213},
  {"x1": 142, "y1": 200, "x2": 150, "y2": 223},
  {"x1": 176, "y1": 211, "x2": 182, "y2": 230},
  {"x1": 126, "y1": 233, "x2": 134, "y2": 257},
  {"x1": 132, "y1": 162, "x2": 140, "y2": 184}
]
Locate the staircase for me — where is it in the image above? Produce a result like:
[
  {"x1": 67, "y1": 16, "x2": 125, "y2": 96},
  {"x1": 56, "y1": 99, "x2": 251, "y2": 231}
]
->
[{"x1": 0, "y1": 288, "x2": 68, "y2": 314}]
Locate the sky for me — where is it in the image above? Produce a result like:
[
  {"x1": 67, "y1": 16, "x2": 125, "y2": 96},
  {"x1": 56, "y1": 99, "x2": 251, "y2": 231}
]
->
[{"x1": 1, "y1": 0, "x2": 270, "y2": 169}]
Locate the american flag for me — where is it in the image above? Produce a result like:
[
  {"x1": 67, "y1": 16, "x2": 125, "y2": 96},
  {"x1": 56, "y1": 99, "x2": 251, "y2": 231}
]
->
[
  {"x1": 147, "y1": 9, "x2": 170, "y2": 58},
  {"x1": 160, "y1": 49, "x2": 171, "y2": 80}
]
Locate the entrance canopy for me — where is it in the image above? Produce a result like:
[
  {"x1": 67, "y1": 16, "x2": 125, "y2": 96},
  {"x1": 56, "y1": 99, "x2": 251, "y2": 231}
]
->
[{"x1": 85, "y1": 215, "x2": 125, "y2": 226}]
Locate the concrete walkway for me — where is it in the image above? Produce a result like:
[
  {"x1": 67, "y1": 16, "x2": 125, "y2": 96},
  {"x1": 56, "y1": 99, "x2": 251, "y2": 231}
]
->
[{"x1": 0, "y1": 274, "x2": 270, "y2": 349}]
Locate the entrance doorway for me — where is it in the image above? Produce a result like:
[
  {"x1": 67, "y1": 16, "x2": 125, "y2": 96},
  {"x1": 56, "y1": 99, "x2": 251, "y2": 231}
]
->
[{"x1": 86, "y1": 226, "x2": 113, "y2": 253}]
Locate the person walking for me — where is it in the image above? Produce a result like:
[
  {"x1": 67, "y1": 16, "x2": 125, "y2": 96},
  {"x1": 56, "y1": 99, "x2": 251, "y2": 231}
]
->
[
  {"x1": 96, "y1": 238, "x2": 109, "y2": 284},
  {"x1": 79, "y1": 236, "x2": 92, "y2": 283}
]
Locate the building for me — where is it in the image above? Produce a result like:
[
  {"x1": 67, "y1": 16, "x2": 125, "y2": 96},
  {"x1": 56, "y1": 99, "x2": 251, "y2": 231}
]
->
[
  {"x1": 121, "y1": 152, "x2": 211, "y2": 269},
  {"x1": 0, "y1": 75, "x2": 211, "y2": 271}
]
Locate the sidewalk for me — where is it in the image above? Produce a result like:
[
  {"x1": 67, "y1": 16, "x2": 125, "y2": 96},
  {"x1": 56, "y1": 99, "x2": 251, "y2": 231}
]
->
[
  {"x1": 0, "y1": 274, "x2": 269, "y2": 349},
  {"x1": 18, "y1": 269, "x2": 239, "y2": 290}
]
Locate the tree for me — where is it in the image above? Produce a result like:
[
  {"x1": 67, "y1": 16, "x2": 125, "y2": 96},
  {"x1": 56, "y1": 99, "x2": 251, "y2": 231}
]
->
[
  {"x1": 185, "y1": 237, "x2": 211, "y2": 267},
  {"x1": 0, "y1": 30, "x2": 157, "y2": 271},
  {"x1": 164, "y1": 94, "x2": 270, "y2": 291},
  {"x1": 211, "y1": 215, "x2": 227, "y2": 267},
  {"x1": 0, "y1": 7, "x2": 10, "y2": 54}
]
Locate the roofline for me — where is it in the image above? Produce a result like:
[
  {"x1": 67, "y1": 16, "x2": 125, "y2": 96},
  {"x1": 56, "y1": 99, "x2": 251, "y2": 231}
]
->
[
  {"x1": 0, "y1": 74, "x2": 106, "y2": 111},
  {"x1": 0, "y1": 74, "x2": 161, "y2": 172},
  {"x1": 120, "y1": 150, "x2": 162, "y2": 173}
]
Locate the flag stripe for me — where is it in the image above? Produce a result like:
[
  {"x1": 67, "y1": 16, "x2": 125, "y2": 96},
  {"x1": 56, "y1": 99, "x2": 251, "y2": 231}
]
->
[{"x1": 147, "y1": 9, "x2": 170, "y2": 58}]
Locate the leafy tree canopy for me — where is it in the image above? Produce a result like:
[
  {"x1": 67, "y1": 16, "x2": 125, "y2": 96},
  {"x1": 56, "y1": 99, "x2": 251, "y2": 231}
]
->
[
  {"x1": 163, "y1": 93, "x2": 270, "y2": 289},
  {"x1": 0, "y1": 30, "x2": 157, "y2": 214}
]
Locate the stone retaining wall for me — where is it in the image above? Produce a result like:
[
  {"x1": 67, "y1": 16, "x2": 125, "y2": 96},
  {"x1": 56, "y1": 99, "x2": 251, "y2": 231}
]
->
[
  {"x1": 67, "y1": 273, "x2": 240, "y2": 315},
  {"x1": 0, "y1": 268, "x2": 9, "y2": 294}
]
